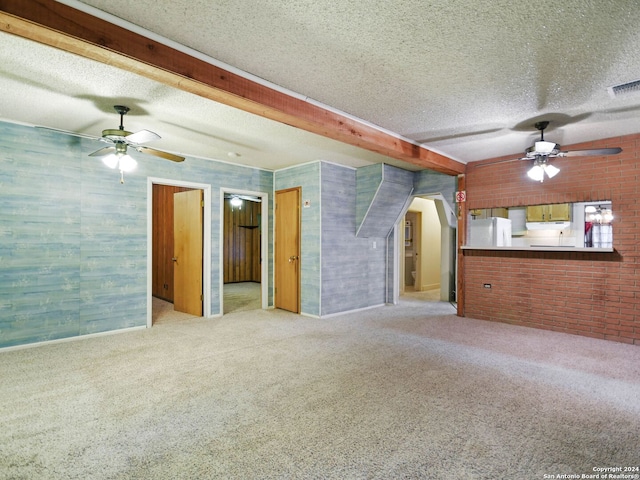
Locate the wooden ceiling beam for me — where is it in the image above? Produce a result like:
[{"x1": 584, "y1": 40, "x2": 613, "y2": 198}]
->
[{"x1": 0, "y1": 0, "x2": 465, "y2": 175}]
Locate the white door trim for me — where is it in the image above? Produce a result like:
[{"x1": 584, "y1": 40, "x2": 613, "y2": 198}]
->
[
  {"x1": 220, "y1": 188, "x2": 269, "y2": 313},
  {"x1": 147, "y1": 177, "x2": 212, "y2": 327},
  {"x1": 393, "y1": 194, "x2": 455, "y2": 305}
]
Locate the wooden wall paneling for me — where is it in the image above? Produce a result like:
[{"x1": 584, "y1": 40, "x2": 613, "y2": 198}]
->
[
  {"x1": 152, "y1": 184, "x2": 191, "y2": 302},
  {"x1": 238, "y1": 205, "x2": 246, "y2": 280},
  {"x1": 243, "y1": 205, "x2": 251, "y2": 280},
  {"x1": 247, "y1": 201, "x2": 260, "y2": 282},
  {"x1": 223, "y1": 199, "x2": 261, "y2": 283},
  {"x1": 223, "y1": 200, "x2": 232, "y2": 283},
  {"x1": 250, "y1": 201, "x2": 261, "y2": 282}
]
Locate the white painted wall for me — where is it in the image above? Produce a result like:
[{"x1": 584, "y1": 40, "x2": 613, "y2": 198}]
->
[{"x1": 408, "y1": 198, "x2": 441, "y2": 291}]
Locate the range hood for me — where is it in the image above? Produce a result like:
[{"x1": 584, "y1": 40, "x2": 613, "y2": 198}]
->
[{"x1": 526, "y1": 221, "x2": 570, "y2": 231}]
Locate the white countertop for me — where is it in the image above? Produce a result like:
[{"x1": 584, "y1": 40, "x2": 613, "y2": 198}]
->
[{"x1": 461, "y1": 246, "x2": 614, "y2": 252}]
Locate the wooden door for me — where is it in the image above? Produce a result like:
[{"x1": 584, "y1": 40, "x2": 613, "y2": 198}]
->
[
  {"x1": 152, "y1": 184, "x2": 191, "y2": 302},
  {"x1": 275, "y1": 188, "x2": 300, "y2": 313},
  {"x1": 173, "y1": 189, "x2": 203, "y2": 316}
]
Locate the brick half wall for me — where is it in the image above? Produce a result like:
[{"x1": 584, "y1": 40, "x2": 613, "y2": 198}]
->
[{"x1": 463, "y1": 133, "x2": 640, "y2": 345}]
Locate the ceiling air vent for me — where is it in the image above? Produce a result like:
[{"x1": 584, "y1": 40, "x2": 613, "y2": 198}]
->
[{"x1": 608, "y1": 79, "x2": 640, "y2": 98}]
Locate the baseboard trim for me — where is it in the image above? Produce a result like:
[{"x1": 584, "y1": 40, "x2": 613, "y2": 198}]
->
[
  {"x1": 318, "y1": 303, "x2": 386, "y2": 319},
  {"x1": 0, "y1": 325, "x2": 147, "y2": 353}
]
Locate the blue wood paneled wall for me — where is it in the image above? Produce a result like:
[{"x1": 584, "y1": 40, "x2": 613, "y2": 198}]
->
[
  {"x1": 0, "y1": 121, "x2": 273, "y2": 348},
  {"x1": 355, "y1": 164, "x2": 382, "y2": 232},
  {"x1": 356, "y1": 164, "x2": 414, "y2": 238},
  {"x1": 413, "y1": 170, "x2": 457, "y2": 211},
  {"x1": 274, "y1": 163, "x2": 321, "y2": 316},
  {"x1": 321, "y1": 163, "x2": 386, "y2": 315},
  {"x1": 1, "y1": 118, "x2": 460, "y2": 348}
]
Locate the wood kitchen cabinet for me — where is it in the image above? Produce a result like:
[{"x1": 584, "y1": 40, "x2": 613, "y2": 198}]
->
[
  {"x1": 526, "y1": 203, "x2": 570, "y2": 222},
  {"x1": 470, "y1": 207, "x2": 508, "y2": 219}
]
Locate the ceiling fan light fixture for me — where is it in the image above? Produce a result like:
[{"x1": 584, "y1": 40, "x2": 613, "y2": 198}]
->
[
  {"x1": 118, "y1": 154, "x2": 137, "y2": 172},
  {"x1": 534, "y1": 141, "x2": 559, "y2": 154},
  {"x1": 545, "y1": 163, "x2": 560, "y2": 178},
  {"x1": 91, "y1": 105, "x2": 184, "y2": 182},
  {"x1": 527, "y1": 164, "x2": 545, "y2": 182},
  {"x1": 527, "y1": 160, "x2": 559, "y2": 182},
  {"x1": 102, "y1": 154, "x2": 119, "y2": 169},
  {"x1": 102, "y1": 152, "x2": 137, "y2": 172}
]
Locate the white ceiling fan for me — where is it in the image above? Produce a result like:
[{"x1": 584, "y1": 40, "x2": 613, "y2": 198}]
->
[
  {"x1": 519, "y1": 121, "x2": 622, "y2": 182},
  {"x1": 89, "y1": 105, "x2": 184, "y2": 182}
]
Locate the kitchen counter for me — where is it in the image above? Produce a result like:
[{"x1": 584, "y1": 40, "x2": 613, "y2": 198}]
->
[{"x1": 461, "y1": 246, "x2": 614, "y2": 252}]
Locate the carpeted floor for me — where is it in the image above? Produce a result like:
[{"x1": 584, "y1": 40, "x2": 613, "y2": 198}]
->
[
  {"x1": 402, "y1": 287, "x2": 443, "y2": 303},
  {"x1": 223, "y1": 282, "x2": 262, "y2": 314},
  {"x1": 153, "y1": 282, "x2": 262, "y2": 324},
  {"x1": 1, "y1": 297, "x2": 639, "y2": 479}
]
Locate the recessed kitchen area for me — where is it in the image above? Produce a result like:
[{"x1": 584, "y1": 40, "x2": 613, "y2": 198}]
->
[{"x1": 465, "y1": 201, "x2": 614, "y2": 251}]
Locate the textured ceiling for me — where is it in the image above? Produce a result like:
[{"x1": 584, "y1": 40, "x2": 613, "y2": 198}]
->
[
  {"x1": 0, "y1": 31, "x2": 398, "y2": 171},
  {"x1": 2, "y1": 0, "x2": 640, "y2": 171}
]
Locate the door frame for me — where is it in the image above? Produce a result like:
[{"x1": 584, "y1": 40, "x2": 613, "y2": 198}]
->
[
  {"x1": 393, "y1": 193, "x2": 457, "y2": 304},
  {"x1": 401, "y1": 211, "x2": 422, "y2": 294},
  {"x1": 220, "y1": 187, "x2": 269, "y2": 313},
  {"x1": 147, "y1": 177, "x2": 212, "y2": 327}
]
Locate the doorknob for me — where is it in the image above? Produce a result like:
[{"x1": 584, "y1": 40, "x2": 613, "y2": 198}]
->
[{"x1": 288, "y1": 255, "x2": 299, "y2": 263}]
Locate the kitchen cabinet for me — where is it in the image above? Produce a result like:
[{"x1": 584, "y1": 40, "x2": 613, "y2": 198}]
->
[
  {"x1": 470, "y1": 207, "x2": 508, "y2": 219},
  {"x1": 526, "y1": 203, "x2": 570, "y2": 222}
]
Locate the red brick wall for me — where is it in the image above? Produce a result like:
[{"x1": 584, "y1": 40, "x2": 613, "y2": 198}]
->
[{"x1": 463, "y1": 133, "x2": 639, "y2": 345}]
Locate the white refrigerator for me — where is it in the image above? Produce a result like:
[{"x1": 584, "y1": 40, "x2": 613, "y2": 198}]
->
[{"x1": 468, "y1": 217, "x2": 512, "y2": 247}]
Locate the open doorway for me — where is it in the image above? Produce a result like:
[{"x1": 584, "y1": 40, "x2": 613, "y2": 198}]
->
[
  {"x1": 220, "y1": 188, "x2": 269, "y2": 314},
  {"x1": 147, "y1": 178, "x2": 211, "y2": 327},
  {"x1": 396, "y1": 195, "x2": 456, "y2": 305}
]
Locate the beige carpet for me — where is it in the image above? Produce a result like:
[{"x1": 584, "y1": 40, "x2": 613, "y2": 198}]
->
[
  {"x1": 401, "y1": 287, "x2": 443, "y2": 302},
  {"x1": 1, "y1": 299, "x2": 639, "y2": 479},
  {"x1": 223, "y1": 282, "x2": 262, "y2": 314},
  {"x1": 152, "y1": 282, "x2": 261, "y2": 324}
]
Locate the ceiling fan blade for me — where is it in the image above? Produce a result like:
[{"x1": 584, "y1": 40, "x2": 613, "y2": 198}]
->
[
  {"x1": 36, "y1": 125, "x2": 98, "y2": 140},
  {"x1": 89, "y1": 146, "x2": 116, "y2": 157},
  {"x1": 125, "y1": 129, "x2": 161, "y2": 144},
  {"x1": 135, "y1": 146, "x2": 185, "y2": 162},
  {"x1": 560, "y1": 147, "x2": 622, "y2": 157}
]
